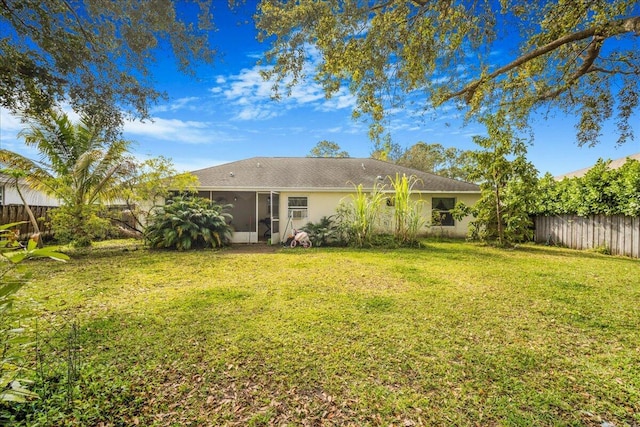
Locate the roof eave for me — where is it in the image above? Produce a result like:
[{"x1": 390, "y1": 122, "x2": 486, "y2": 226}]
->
[{"x1": 196, "y1": 186, "x2": 480, "y2": 193}]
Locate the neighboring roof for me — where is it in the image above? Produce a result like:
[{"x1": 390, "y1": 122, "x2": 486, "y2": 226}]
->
[
  {"x1": 0, "y1": 174, "x2": 33, "y2": 187},
  {"x1": 191, "y1": 157, "x2": 480, "y2": 193},
  {"x1": 555, "y1": 153, "x2": 640, "y2": 180}
]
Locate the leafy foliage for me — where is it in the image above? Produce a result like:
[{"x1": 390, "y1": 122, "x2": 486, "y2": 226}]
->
[
  {"x1": 396, "y1": 142, "x2": 474, "y2": 181},
  {"x1": 257, "y1": 0, "x2": 639, "y2": 146},
  {"x1": 0, "y1": 223, "x2": 68, "y2": 414},
  {"x1": 369, "y1": 135, "x2": 403, "y2": 162},
  {"x1": 454, "y1": 114, "x2": 538, "y2": 246},
  {"x1": 335, "y1": 183, "x2": 385, "y2": 247},
  {"x1": 144, "y1": 197, "x2": 233, "y2": 250},
  {"x1": 307, "y1": 140, "x2": 350, "y2": 158},
  {"x1": 334, "y1": 176, "x2": 426, "y2": 247},
  {"x1": 535, "y1": 157, "x2": 640, "y2": 216},
  {"x1": 49, "y1": 205, "x2": 112, "y2": 248},
  {"x1": 0, "y1": 109, "x2": 132, "y2": 246},
  {"x1": 301, "y1": 216, "x2": 340, "y2": 247},
  {"x1": 1, "y1": 0, "x2": 220, "y2": 134},
  {"x1": 118, "y1": 156, "x2": 200, "y2": 235}
]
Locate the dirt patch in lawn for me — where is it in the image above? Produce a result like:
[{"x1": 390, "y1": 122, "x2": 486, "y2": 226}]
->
[{"x1": 221, "y1": 243, "x2": 283, "y2": 254}]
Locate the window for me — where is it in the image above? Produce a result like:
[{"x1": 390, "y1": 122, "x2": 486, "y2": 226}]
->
[
  {"x1": 197, "y1": 190, "x2": 212, "y2": 200},
  {"x1": 288, "y1": 196, "x2": 308, "y2": 219},
  {"x1": 432, "y1": 197, "x2": 455, "y2": 226}
]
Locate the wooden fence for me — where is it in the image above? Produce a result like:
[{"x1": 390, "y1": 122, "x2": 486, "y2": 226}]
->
[
  {"x1": 1, "y1": 204, "x2": 138, "y2": 241},
  {"x1": 534, "y1": 214, "x2": 640, "y2": 258},
  {"x1": 1, "y1": 205, "x2": 55, "y2": 239}
]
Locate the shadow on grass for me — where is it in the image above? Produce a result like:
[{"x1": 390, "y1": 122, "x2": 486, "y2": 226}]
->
[{"x1": 517, "y1": 243, "x2": 640, "y2": 263}]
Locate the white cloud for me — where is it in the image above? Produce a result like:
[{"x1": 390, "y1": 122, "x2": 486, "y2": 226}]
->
[
  {"x1": 0, "y1": 105, "x2": 78, "y2": 156},
  {"x1": 151, "y1": 97, "x2": 200, "y2": 113},
  {"x1": 318, "y1": 90, "x2": 357, "y2": 111},
  {"x1": 124, "y1": 117, "x2": 236, "y2": 145},
  {"x1": 170, "y1": 157, "x2": 229, "y2": 174},
  {"x1": 326, "y1": 126, "x2": 343, "y2": 133},
  {"x1": 223, "y1": 67, "x2": 272, "y2": 100},
  {"x1": 288, "y1": 83, "x2": 325, "y2": 104},
  {"x1": 236, "y1": 105, "x2": 278, "y2": 121},
  {"x1": 0, "y1": 108, "x2": 24, "y2": 133},
  {"x1": 212, "y1": 49, "x2": 357, "y2": 121}
]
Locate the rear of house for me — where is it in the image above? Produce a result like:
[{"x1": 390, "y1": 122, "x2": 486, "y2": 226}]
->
[{"x1": 190, "y1": 157, "x2": 480, "y2": 244}]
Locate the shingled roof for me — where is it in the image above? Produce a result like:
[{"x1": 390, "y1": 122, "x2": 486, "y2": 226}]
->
[
  {"x1": 555, "y1": 153, "x2": 640, "y2": 180},
  {"x1": 191, "y1": 157, "x2": 480, "y2": 193}
]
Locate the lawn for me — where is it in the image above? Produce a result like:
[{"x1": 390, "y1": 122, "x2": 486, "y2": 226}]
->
[{"x1": 9, "y1": 240, "x2": 640, "y2": 426}]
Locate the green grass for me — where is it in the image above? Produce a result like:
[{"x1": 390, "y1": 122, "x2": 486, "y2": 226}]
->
[{"x1": 9, "y1": 240, "x2": 640, "y2": 426}]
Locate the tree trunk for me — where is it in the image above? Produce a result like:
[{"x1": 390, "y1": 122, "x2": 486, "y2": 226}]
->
[
  {"x1": 14, "y1": 179, "x2": 43, "y2": 248},
  {"x1": 494, "y1": 183, "x2": 503, "y2": 246}
]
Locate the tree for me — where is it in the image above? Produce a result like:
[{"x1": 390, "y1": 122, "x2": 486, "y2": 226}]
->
[
  {"x1": 456, "y1": 113, "x2": 538, "y2": 246},
  {"x1": 256, "y1": 0, "x2": 639, "y2": 147},
  {"x1": 369, "y1": 135, "x2": 402, "y2": 162},
  {"x1": 396, "y1": 142, "x2": 473, "y2": 180},
  {"x1": 0, "y1": 109, "x2": 132, "y2": 246},
  {"x1": 1, "y1": 0, "x2": 220, "y2": 134},
  {"x1": 397, "y1": 143, "x2": 446, "y2": 174},
  {"x1": 118, "y1": 156, "x2": 199, "y2": 236},
  {"x1": 307, "y1": 140, "x2": 350, "y2": 158}
]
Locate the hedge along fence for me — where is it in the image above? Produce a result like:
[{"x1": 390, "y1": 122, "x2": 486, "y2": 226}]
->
[
  {"x1": 0, "y1": 204, "x2": 55, "y2": 239},
  {"x1": 535, "y1": 214, "x2": 640, "y2": 258}
]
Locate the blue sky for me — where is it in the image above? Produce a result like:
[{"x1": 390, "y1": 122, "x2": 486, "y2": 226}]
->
[{"x1": 0, "y1": 4, "x2": 638, "y2": 177}]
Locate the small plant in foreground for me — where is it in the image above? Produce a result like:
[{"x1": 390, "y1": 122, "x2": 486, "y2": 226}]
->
[
  {"x1": 302, "y1": 216, "x2": 341, "y2": 247},
  {"x1": 0, "y1": 223, "x2": 68, "y2": 420}
]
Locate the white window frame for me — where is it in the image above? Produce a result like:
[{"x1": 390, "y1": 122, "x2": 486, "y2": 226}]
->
[
  {"x1": 432, "y1": 197, "x2": 456, "y2": 226},
  {"x1": 287, "y1": 196, "x2": 308, "y2": 220}
]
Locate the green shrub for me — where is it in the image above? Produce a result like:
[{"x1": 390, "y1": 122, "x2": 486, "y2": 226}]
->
[
  {"x1": 144, "y1": 197, "x2": 233, "y2": 250},
  {"x1": 302, "y1": 216, "x2": 341, "y2": 247},
  {"x1": 50, "y1": 205, "x2": 112, "y2": 247}
]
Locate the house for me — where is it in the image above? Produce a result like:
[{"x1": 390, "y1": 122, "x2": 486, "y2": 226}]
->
[
  {"x1": 0, "y1": 175, "x2": 61, "y2": 207},
  {"x1": 554, "y1": 153, "x2": 640, "y2": 180},
  {"x1": 190, "y1": 157, "x2": 480, "y2": 244}
]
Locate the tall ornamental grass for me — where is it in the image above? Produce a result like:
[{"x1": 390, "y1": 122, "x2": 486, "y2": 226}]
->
[
  {"x1": 336, "y1": 183, "x2": 385, "y2": 247},
  {"x1": 389, "y1": 173, "x2": 425, "y2": 245}
]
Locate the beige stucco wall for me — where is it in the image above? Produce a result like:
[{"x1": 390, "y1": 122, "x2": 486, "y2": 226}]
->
[
  {"x1": 279, "y1": 191, "x2": 480, "y2": 239},
  {"x1": 422, "y1": 192, "x2": 479, "y2": 238}
]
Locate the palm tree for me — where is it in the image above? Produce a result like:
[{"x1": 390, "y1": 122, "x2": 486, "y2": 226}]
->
[{"x1": 0, "y1": 109, "x2": 132, "y2": 246}]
